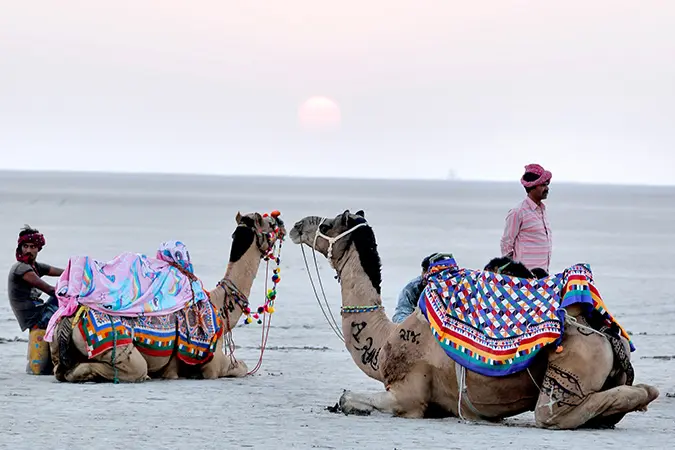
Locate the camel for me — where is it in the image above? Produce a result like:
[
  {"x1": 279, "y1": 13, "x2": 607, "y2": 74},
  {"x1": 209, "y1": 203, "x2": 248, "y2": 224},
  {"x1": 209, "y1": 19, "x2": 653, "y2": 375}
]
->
[
  {"x1": 49, "y1": 211, "x2": 285, "y2": 383},
  {"x1": 289, "y1": 209, "x2": 659, "y2": 430}
]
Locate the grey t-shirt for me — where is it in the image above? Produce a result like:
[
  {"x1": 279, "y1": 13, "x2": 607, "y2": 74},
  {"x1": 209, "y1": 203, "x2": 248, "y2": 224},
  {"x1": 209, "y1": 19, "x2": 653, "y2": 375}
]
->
[{"x1": 7, "y1": 261, "x2": 51, "y2": 331}]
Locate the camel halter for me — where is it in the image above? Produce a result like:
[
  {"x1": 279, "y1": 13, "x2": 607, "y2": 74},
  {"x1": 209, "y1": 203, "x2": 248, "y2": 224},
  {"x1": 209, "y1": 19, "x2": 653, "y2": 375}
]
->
[
  {"x1": 313, "y1": 217, "x2": 368, "y2": 267},
  {"x1": 300, "y1": 218, "x2": 371, "y2": 342}
]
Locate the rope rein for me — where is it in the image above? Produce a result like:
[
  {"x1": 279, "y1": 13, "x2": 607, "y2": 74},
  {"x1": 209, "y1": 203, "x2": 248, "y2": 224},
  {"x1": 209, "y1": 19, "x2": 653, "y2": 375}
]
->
[
  {"x1": 300, "y1": 218, "x2": 380, "y2": 343},
  {"x1": 300, "y1": 244, "x2": 345, "y2": 342}
]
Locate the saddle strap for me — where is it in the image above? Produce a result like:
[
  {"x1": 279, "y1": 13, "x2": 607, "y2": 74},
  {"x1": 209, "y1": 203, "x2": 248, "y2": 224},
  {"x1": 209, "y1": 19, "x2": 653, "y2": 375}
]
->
[
  {"x1": 606, "y1": 333, "x2": 635, "y2": 386},
  {"x1": 454, "y1": 364, "x2": 490, "y2": 421}
]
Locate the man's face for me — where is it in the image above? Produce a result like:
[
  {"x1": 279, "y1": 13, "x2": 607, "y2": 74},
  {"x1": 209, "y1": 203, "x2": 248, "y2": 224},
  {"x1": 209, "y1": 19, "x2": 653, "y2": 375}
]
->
[
  {"x1": 531, "y1": 181, "x2": 550, "y2": 201},
  {"x1": 21, "y1": 242, "x2": 38, "y2": 262}
]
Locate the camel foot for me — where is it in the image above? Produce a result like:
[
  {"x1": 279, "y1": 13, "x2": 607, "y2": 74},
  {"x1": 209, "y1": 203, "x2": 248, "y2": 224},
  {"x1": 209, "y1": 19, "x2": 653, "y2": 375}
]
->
[
  {"x1": 53, "y1": 364, "x2": 67, "y2": 382},
  {"x1": 337, "y1": 389, "x2": 402, "y2": 416},
  {"x1": 222, "y1": 359, "x2": 249, "y2": 378},
  {"x1": 161, "y1": 359, "x2": 180, "y2": 380},
  {"x1": 64, "y1": 363, "x2": 101, "y2": 383},
  {"x1": 339, "y1": 390, "x2": 374, "y2": 416},
  {"x1": 634, "y1": 383, "x2": 660, "y2": 411}
]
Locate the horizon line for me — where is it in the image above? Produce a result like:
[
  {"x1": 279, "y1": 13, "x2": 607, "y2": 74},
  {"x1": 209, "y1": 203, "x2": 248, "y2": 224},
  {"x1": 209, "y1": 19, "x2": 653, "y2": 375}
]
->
[{"x1": 1, "y1": 167, "x2": 674, "y2": 189}]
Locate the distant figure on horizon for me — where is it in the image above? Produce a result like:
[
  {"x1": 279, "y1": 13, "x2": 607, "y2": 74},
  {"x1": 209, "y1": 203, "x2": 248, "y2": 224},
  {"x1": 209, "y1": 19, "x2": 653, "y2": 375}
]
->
[
  {"x1": 7, "y1": 225, "x2": 64, "y2": 332},
  {"x1": 500, "y1": 163, "x2": 553, "y2": 275}
]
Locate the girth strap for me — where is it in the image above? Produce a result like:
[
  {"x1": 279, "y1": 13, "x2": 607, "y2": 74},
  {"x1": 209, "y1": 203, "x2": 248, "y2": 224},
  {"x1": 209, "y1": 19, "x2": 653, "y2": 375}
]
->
[{"x1": 455, "y1": 363, "x2": 490, "y2": 421}]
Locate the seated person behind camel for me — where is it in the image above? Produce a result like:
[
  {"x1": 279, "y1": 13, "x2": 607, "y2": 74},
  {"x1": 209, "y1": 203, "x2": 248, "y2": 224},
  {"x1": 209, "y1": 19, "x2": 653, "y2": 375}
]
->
[{"x1": 392, "y1": 254, "x2": 548, "y2": 324}]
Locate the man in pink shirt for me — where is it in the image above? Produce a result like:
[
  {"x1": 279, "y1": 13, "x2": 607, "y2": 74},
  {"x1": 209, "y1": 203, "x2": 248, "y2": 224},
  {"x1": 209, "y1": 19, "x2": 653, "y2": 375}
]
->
[{"x1": 500, "y1": 163, "x2": 553, "y2": 275}]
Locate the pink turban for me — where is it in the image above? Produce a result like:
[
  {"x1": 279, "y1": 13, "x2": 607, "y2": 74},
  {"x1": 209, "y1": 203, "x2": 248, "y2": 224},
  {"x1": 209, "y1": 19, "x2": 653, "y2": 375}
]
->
[{"x1": 520, "y1": 163, "x2": 552, "y2": 188}]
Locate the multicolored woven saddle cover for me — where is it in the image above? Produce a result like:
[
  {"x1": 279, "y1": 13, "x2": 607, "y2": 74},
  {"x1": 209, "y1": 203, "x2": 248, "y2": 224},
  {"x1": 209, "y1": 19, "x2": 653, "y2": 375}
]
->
[
  {"x1": 77, "y1": 299, "x2": 223, "y2": 365},
  {"x1": 419, "y1": 257, "x2": 632, "y2": 377}
]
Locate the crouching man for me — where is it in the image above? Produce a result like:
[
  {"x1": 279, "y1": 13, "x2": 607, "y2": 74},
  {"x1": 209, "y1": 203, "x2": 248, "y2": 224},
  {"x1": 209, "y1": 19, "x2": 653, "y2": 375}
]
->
[{"x1": 7, "y1": 226, "x2": 63, "y2": 374}]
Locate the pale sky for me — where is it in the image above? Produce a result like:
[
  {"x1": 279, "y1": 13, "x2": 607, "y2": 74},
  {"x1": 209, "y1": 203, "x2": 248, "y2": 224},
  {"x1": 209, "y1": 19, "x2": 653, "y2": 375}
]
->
[{"x1": 1, "y1": 1, "x2": 674, "y2": 185}]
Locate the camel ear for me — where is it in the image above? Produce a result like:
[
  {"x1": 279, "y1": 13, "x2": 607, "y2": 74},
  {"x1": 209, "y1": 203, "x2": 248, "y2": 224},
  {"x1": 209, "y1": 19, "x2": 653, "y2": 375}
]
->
[
  {"x1": 235, "y1": 212, "x2": 242, "y2": 224},
  {"x1": 355, "y1": 210, "x2": 365, "y2": 218},
  {"x1": 341, "y1": 210, "x2": 351, "y2": 225},
  {"x1": 253, "y1": 212, "x2": 264, "y2": 228}
]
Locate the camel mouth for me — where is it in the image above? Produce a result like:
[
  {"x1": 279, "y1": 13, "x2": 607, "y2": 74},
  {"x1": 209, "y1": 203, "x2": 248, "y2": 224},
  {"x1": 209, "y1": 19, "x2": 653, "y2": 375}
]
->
[
  {"x1": 290, "y1": 216, "x2": 324, "y2": 246},
  {"x1": 289, "y1": 223, "x2": 303, "y2": 244}
]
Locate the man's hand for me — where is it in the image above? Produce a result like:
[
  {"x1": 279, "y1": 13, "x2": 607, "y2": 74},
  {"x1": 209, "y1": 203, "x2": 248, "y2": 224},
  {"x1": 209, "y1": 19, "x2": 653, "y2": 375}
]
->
[{"x1": 22, "y1": 271, "x2": 56, "y2": 296}]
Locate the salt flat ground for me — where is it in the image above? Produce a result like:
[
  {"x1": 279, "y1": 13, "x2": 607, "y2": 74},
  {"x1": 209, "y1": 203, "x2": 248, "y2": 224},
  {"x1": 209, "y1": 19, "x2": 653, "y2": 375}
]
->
[{"x1": 1, "y1": 171, "x2": 673, "y2": 449}]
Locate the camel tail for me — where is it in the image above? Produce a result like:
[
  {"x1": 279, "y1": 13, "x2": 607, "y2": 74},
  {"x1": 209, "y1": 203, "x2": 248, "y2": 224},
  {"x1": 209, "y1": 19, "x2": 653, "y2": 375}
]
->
[{"x1": 55, "y1": 318, "x2": 74, "y2": 378}]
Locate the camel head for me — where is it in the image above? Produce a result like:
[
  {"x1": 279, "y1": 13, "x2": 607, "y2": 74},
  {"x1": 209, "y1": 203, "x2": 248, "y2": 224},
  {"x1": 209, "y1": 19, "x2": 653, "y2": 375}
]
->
[
  {"x1": 484, "y1": 256, "x2": 535, "y2": 279},
  {"x1": 230, "y1": 211, "x2": 286, "y2": 262},
  {"x1": 290, "y1": 209, "x2": 370, "y2": 262},
  {"x1": 291, "y1": 208, "x2": 382, "y2": 293}
]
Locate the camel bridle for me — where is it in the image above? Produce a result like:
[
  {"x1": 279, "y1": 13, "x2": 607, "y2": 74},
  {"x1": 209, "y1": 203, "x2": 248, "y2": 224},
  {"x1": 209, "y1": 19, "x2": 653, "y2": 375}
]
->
[
  {"x1": 313, "y1": 217, "x2": 368, "y2": 268},
  {"x1": 236, "y1": 216, "x2": 284, "y2": 259}
]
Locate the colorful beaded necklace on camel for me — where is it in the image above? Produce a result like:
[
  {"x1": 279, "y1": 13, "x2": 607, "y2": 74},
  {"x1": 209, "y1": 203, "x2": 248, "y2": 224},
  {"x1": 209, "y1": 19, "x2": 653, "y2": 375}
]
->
[{"x1": 230, "y1": 210, "x2": 284, "y2": 375}]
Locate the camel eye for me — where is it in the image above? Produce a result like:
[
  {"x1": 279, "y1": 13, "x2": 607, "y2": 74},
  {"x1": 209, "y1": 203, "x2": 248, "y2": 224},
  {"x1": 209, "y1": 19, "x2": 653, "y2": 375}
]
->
[{"x1": 319, "y1": 224, "x2": 329, "y2": 234}]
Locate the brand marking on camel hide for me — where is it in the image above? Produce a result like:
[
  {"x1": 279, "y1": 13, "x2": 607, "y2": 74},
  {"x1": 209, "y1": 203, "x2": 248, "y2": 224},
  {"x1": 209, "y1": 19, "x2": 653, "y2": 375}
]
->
[
  {"x1": 351, "y1": 321, "x2": 367, "y2": 343},
  {"x1": 399, "y1": 329, "x2": 421, "y2": 345},
  {"x1": 354, "y1": 336, "x2": 380, "y2": 371}
]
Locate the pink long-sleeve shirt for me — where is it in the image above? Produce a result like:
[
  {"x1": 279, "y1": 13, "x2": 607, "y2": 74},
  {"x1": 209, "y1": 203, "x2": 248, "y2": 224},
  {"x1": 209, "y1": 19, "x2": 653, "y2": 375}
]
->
[{"x1": 500, "y1": 197, "x2": 552, "y2": 272}]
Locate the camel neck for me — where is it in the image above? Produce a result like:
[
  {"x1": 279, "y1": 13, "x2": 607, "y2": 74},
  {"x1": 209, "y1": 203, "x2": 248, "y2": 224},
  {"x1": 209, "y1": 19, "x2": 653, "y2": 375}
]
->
[
  {"x1": 209, "y1": 243, "x2": 262, "y2": 331},
  {"x1": 224, "y1": 244, "x2": 262, "y2": 298},
  {"x1": 338, "y1": 248, "x2": 394, "y2": 383}
]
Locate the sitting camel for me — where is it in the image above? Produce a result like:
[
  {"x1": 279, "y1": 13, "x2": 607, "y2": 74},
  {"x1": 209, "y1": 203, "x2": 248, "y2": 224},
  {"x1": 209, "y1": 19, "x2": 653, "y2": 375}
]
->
[
  {"x1": 49, "y1": 211, "x2": 285, "y2": 383},
  {"x1": 290, "y1": 209, "x2": 659, "y2": 430}
]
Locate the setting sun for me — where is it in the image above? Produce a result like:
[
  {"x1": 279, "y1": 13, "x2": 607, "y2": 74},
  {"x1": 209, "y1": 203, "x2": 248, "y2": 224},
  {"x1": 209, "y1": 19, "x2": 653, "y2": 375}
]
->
[{"x1": 298, "y1": 96, "x2": 341, "y2": 132}]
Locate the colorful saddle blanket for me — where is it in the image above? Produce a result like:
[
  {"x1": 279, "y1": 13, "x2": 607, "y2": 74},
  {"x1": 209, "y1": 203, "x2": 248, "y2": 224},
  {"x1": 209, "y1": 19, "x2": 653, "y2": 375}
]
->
[
  {"x1": 419, "y1": 257, "x2": 632, "y2": 377},
  {"x1": 45, "y1": 241, "x2": 209, "y2": 342},
  {"x1": 77, "y1": 298, "x2": 223, "y2": 365}
]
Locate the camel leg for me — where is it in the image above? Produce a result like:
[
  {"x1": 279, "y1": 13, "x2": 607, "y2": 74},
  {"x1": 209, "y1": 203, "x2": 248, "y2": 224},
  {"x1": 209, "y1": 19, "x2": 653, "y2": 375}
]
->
[
  {"x1": 337, "y1": 363, "x2": 434, "y2": 418},
  {"x1": 338, "y1": 390, "x2": 400, "y2": 416},
  {"x1": 532, "y1": 317, "x2": 659, "y2": 429},
  {"x1": 65, "y1": 344, "x2": 149, "y2": 383},
  {"x1": 161, "y1": 357, "x2": 180, "y2": 380},
  {"x1": 536, "y1": 383, "x2": 659, "y2": 430},
  {"x1": 535, "y1": 352, "x2": 659, "y2": 429},
  {"x1": 49, "y1": 341, "x2": 66, "y2": 381},
  {"x1": 201, "y1": 349, "x2": 226, "y2": 379}
]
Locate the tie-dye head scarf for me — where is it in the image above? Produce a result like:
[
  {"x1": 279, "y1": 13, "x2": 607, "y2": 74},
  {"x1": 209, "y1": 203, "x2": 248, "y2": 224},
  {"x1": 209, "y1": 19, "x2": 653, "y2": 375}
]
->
[
  {"x1": 16, "y1": 229, "x2": 46, "y2": 264},
  {"x1": 156, "y1": 240, "x2": 194, "y2": 275}
]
